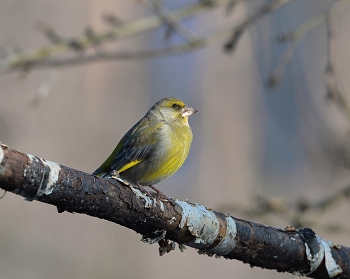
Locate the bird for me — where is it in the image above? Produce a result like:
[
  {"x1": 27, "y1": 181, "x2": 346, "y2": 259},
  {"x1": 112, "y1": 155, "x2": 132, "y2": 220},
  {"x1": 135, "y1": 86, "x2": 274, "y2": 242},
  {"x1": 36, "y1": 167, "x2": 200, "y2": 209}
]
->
[{"x1": 92, "y1": 97, "x2": 197, "y2": 199}]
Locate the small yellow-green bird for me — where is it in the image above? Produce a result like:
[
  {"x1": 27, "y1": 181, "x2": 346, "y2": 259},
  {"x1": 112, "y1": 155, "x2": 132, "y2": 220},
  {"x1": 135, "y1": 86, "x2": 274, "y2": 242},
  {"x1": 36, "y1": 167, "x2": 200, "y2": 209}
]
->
[{"x1": 92, "y1": 97, "x2": 197, "y2": 198}]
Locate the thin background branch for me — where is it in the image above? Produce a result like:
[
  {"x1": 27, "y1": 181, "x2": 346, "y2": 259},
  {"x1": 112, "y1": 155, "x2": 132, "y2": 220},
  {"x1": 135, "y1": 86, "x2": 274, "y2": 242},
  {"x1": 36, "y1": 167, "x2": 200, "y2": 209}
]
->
[
  {"x1": 0, "y1": 0, "x2": 293, "y2": 74},
  {"x1": 267, "y1": 0, "x2": 347, "y2": 88}
]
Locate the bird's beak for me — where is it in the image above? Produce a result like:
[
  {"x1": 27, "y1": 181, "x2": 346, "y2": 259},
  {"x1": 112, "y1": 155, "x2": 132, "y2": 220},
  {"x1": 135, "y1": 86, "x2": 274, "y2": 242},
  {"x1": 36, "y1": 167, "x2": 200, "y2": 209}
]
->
[{"x1": 181, "y1": 106, "x2": 198, "y2": 118}]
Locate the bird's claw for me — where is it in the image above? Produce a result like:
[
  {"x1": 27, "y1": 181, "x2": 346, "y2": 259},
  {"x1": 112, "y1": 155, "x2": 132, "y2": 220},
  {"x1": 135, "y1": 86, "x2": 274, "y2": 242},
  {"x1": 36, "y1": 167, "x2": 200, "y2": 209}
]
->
[
  {"x1": 149, "y1": 191, "x2": 176, "y2": 205},
  {"x1": 110, "y1": 170, "x2": 120, "y2": 179}
]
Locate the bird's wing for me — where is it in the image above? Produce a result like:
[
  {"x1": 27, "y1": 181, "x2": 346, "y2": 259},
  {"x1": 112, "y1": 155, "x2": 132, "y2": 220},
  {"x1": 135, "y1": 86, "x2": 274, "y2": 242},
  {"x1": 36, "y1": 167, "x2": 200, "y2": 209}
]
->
[
  {"x1": 111, "y1": 121, "x2": 165, "y2": 172},
  {"x1": 93, "y1": 120, "x2": 165, "y2": 176}
]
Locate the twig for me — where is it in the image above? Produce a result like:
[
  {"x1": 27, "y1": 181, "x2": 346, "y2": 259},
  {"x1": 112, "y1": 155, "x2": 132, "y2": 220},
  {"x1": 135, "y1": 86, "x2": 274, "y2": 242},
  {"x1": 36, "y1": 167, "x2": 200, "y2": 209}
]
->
[
  {"x1": 268, "y1": 2, "x2": 338, "y2": 88},
  {"x1": 267, "y1": 41, "x2": 298, "y2": 88},
  {"x1": 308, "y1": 184, "x2": 350, "y2": 213},
  {"x1": 0, "y1": 0, "x2": 239, "y2": 74},
  {"x1": 225, "y1": 0, "x2": 293, "y2": 53},
  {"x1": 221, "y1": 182, "x2": 350, "y2": 234},
  {"x1": 0, "y1": 0, "x2": 293, "y2": 73},
  {"x1": 324, "y1": 3, "x2": 350, "y2": 121},
  {"x1": 36, "y1": 22, "x2": 65, "y2": 44},
  {"x1": 30, "y1": 69, "x2": 61, "y2": 107},
  {"x1": 142, "y1": 0, "x2": 200, "y2": 42}
]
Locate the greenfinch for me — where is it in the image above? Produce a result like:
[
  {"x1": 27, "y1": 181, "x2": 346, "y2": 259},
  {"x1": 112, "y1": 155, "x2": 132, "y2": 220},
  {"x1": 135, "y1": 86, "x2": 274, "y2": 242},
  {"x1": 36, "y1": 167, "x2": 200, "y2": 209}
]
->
[{"x1": 92, "y1": 97, "x2": 197, "y2": 198}]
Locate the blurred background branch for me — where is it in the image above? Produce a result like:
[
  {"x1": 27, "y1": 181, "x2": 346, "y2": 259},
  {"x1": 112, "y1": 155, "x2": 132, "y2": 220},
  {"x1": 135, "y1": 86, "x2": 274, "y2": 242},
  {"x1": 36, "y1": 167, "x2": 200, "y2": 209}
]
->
[
  {"x1": 220, "y1": 182, "x2": 350, "y2": 234},
  {"x1": 0, "y1": 0, "x2": 294, "y2": 74},
  {"x1": 1, "y1": 0, "x2": 347, "y2": 112},
  {"x1": 0, "y1": 0, "x2": 236, "y2": 74}
]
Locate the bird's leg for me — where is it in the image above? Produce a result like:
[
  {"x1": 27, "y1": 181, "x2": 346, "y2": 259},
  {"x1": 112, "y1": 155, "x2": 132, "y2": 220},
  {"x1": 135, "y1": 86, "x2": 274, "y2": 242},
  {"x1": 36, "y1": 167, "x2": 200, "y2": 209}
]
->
[
  {"x1": 149, "y1": 185, "x2": 166, "y2": 198},
  {"x1": 136, "y1": 183, "x2": 154, "y2": 198},
  {"x1": 109, "y1": 170, "x2": 131, "y2": 185},
  {"x1": 149, "y1": 185, "x2": 175, "y2": 204},
  {"x1": 110, "y1": 170, "x2": 120, "y2": 179}
]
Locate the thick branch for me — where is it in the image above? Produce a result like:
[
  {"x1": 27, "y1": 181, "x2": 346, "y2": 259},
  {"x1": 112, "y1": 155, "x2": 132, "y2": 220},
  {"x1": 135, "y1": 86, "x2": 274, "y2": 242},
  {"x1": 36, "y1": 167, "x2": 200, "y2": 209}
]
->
[{"x1": 0, "y1": 144, "x2": 349, "y2": 278}]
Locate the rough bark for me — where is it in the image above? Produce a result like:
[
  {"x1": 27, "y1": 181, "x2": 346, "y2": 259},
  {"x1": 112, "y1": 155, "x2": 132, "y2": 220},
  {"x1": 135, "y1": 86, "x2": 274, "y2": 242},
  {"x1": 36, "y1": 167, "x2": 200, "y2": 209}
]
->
[{"x1": 0, "y1": 144, "x2": 349, "y2": 278}]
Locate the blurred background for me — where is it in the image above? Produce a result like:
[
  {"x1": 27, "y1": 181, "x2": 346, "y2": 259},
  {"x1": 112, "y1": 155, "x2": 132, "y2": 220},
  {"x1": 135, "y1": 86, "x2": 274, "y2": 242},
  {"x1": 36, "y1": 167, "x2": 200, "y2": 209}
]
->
[{"x1": 1, "y1": 0, "x2": 350, "y2": 278}]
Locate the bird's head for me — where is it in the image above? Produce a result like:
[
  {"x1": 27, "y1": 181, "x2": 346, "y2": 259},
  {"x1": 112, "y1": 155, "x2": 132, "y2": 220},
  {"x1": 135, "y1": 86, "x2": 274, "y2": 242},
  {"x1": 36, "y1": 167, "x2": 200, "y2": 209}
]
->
[{"x1": 151, "y1": 97, "x2": 197, "y2": 125}]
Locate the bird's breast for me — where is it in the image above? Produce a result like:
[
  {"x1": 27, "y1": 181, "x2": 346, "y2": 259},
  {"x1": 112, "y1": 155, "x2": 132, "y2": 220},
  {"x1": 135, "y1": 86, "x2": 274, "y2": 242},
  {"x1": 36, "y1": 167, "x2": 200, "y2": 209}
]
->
[{"x1": 133, "y1": 123, "x2": 193, "y2": 185}]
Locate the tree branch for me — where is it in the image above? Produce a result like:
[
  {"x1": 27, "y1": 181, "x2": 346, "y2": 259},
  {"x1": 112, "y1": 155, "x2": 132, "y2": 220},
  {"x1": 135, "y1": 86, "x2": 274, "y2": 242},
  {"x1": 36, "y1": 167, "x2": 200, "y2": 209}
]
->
[
  {"x1": 0, "y1": 0, "x2": 237, "y2": 74},
  {"x1": 220, "y1": 186, "x2": 350, "y2": 234},
  {"x1": 0, "y1": 0, "x2": 293, "y2": 74},
  {"x1": 267, "y1": 0, "x2": 347, "y2": 88},
  {"x1": 141, "y1": 0, "x2": 201, "y2": 42},
  {"x1": 0, "y1": 143, "x2": 349, "y2": 278},
  {"x1": 324, "y1": 2, "x2": 350, "y2": 123}
]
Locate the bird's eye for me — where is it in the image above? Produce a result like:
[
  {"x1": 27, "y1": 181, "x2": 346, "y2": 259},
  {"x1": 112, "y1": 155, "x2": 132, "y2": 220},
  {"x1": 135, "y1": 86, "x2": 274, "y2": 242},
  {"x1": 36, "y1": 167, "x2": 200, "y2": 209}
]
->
[{"x1": 172, "y1": 103, "x2": 180, "y2": 109}]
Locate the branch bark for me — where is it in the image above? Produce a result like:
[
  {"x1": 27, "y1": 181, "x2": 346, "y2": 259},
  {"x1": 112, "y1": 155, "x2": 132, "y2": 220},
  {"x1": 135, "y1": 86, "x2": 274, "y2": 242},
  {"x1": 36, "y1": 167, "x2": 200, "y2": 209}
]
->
[{"x1": 0, "y1": 143, "x2": 349, "y2": 278}]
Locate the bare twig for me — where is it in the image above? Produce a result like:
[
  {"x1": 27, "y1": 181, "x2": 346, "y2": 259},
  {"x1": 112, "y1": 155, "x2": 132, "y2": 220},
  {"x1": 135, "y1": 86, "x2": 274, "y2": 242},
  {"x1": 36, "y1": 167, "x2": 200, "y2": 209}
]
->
[
  {"x1": 324, "y1": 3, "x2": 350, "y2": 121},
  {"x1": 221, "y1": 183, "x2": 350, "y2": 234},
  {"x1": 36, "y1": 22, "x2": 65, "y2": 44},
  {"x1": 0, "y1": 0, "x2": 240, "y2": 74},
  {"x1": 142, "y1": 0, "x2": 200, "y2": 42},
  {"x1": 308, "y1": 184, "x2": 350, "y2": 213},
  {"x1": 0, "y1": 0, "x2": 294, "y2": 73},
  {"x1": 225, "y1": 0, "x2": 293, "y2": 53},
  {"x1": 268, "y1": 1, "x2": 341, "y2": 88},
  {"x1": 267, "y1": 41, "x2": 298, "y2": 88},
  {"x1": 30, "y1": 69, "x2": 61, "y2": 107},
  {"x1": 101, "y1": 13, "x2": 124, "y2": 26}
]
